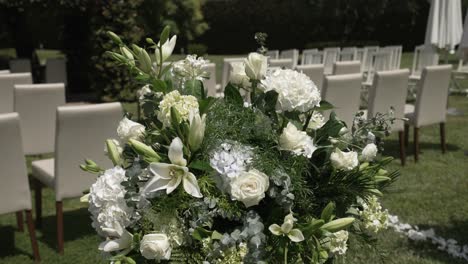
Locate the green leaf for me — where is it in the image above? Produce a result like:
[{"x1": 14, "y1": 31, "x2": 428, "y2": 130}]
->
[
  {"x1": 159, "y1": 25, "x2": 171, "y2": 45},
  {"x1": 192, "y1": 226, "x2": 212, "y2": 241},
  {"x1": 224, "y1": 83, "x2": 244, "y2": 106},
  {"x1": 315, "y1": 100, "x2": 334, "y2": 111},
  {"x1": 264, "y1": 90, "x2": 279, "y2": 112},
  {"x1": 199, "y1": 97, "x2": 216, "y2": 115},
  {"x1": 184, "y1": 79, "x2": 203, "y2": 98},
  {"x1": 152, "y1": 79, "x2": 167, "y2": 93},
  {"x1": 170, "y1": 107, "x2": 181, "y2": 127},
  {"x1": 211, "y1": 231, "x2": 223, "y2": 240},
  {"x1": 189, "y1": 160, "x2": 214, "y2": 172},
  {"x1": 320, "y1": 202, "x2": 335, "y2": 222}
]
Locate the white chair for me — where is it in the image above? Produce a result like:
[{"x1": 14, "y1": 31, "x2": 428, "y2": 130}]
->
[
  {"x1": 9, "y1": 58, "x2": 32, "y2": 73},
  {"x1": 410, "y1": 45, "x2": 439, "y2": 80},
  {"x1": 0, "y1": 113, "x2": 40, "y2": 262},
  {"x1": 222, "y1": 57, "x2": 244, "y2": 88},
  {"x1": 202, "y1": 63, "x2": 218, "y2": 97},
  {"x1": 0, "y1": 73, "x2": 33, "y2": 113},
  {"x1": 266, "y1": 50, "x2": 279, "y2": 59},
  {"x1": 301, "y1": 50, "x2": 324, "y2": 65},
  {"x1": 332, "y1": 61, "x2": 361, "y2": 75},
  {"x1": 323, "y1": 47, "x2": 340, "y2": 75},
  {"x1": 339, "y1": 47, "x2": 357, "y2": 61},
  {"x1": 322, "y1": 73, "x2": 362, "y2": 127},
  {"x1": 45, "y1": 58, "x2": 68, "y2": 85},
  {"x1": 362, "y1": 46, "x2": 379, "y2": 72},
  {"x1": 364, "y1": 50, "x2": 393, "y2": 86},
  {"x1": 280, "y1": 49, "x2": 299, "y2": 68},
  {"x1": 269, "y1": 58, "x2": 294, "y2": 69},
  {"x1": 32, "y1": 102, "x2": 123, "y2": 254},
  {"x1": 296, "y1": 64, "x2": 324, "y2": 92},
  {"x1": 367, "y1": 69, "x2": 410, "y2": 165},
  {"x1": 0, "y1": 69, "x2": 10, "y2": 74},
  {"x1": 14, "y1": 83, "x2": 66, "y2": 155},
  {"x1": 404, "y1": 65, "x2": 452, "y2": 162},
  {"x1": 384, "y1": 45, "x2": 402, "y2": 69}
]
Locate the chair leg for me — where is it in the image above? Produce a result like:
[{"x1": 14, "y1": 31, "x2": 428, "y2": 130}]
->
[
  {"x1": 414, "y1": 127, "x2": 419, "y2": 162},
  {"x1": 440, "y1": 122, "x2": 447, "y2": 154},
  {"x1": 34, "y1": 179, "x2": 42, "y2": 229},
  {"x1": 25, "y1": 210, "x2": 41, "y2": 263},
  {"x1": 56, "y1": 201, "x2": 64, "y2": 255},
  {"x1": 404, "y1": 123, "x2": 410, "y2": 147},
  {"x1": 398, "y1": 131, "x2": 406, "y2": 166},
  {"x1": 16, "y1": 211, "x2": 24, "y2": 232}
]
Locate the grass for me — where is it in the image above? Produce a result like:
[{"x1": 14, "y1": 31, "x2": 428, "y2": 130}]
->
[{"x1": 1, "y1": 53, "x2": 467, "y2": 264}]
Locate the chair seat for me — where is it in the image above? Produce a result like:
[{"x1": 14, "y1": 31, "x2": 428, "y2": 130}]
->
[
  {"x1": 32, "y1": 158, "x2": 55, "y2": 188},
  {"x1": 409, "y1": 74, "x2": 421, "y2": 81},
  {"x1": 404, "y1": 104, "x2": 415, "y2": 125}
]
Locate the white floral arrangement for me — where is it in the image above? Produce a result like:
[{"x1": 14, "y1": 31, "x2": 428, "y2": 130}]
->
[{"x1": 81, "y1": 28, "x2": 399, "y2": 263}]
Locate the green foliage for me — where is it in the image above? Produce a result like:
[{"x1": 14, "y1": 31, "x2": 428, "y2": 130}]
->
[{"x1": 187, "y1": 43, "x2": 208, "y2": 56}]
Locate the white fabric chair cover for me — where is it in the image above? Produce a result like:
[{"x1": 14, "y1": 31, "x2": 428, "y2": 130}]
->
[
  {"x1": 301, "y1": 50, "x2": 324, "y2": 65},
  {"x1": 0, "y1": 113, "x2": 32, "y2": 214},
  {"x1": 0, "y1": 70, "x2": 10, "y2": 74},
  {"x1": 9, "y1": 58, "x2": 32, "y2": 73},
  {"x1": 383, "y1": 45, "x2": 403, "y2": 69},
  {"x1": 222, "y1": 57, "x2": 244, "y2": 88},
  {"x1": 32, "y1": 102, "x2": 123, "y2": 201},
  {"x1": 266, "y1": 50, "x2": 279, "y2": 59},
  {"x1": 339, "y1": 47, "x2": 357, "y2": 61},
  {"x1": 411, "y1": 45, "x2": 439, "y2": 79},
  {"x1": 45, "y1": 58, "x2": 67, "y2": 85},
  {"x1": 332, "y1": 61, "x2": 361, "y2": 75},
  {"x1": 296, "y1": 64, "x2": 324, "y2": 92},
  {"x1": 368, "y1": 69, "x2": 410, "y2": 132},
  {"x1": 405, "y1": 65, "x2": 452, "y2": 127},
  {"x1": 363, "y1": 46, "x2": 379, "y2": 72},
  {"x1": 322, "y1": 73, "x2": 362, "y2": 126},
  {"x1": 365, "y1": 50, "x2": 393, "y2": 85},
  {"x1": 14, "y1": 83, "x2": 66, "y2": 155},
  {"x1": 0, "y1": 73, "x2": 33, "y2": 113},
  {"x1": 280, "y1": 49, "x2": 299, "y2": 68},
  {"x1": 202, "y1": 63, "x2": 217, "y2": 97},
  {"x1": 323, "y1": 47, "x2": 340, "y2": 75},
  {"x1": 269, "y1": 59, "x2": 294, "y2": 69}
]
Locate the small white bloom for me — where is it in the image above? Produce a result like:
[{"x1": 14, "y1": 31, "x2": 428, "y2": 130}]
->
[
  {"x1": 308, "y1": 111, "x2": 325, "y2": 130},
  {"x1": 230, "y1": 169, "x2": 269, "y2": 208},
  {"x1": 358, "y1": 196, "x2": 388, "y2": 233},
  {"x1": 261, "y1": 69, "x2": 321, "y2": 112},
  {"x1": 330, "y1": 148, "x2": 359, "y2": 171},
  {"x1": 137, "y1": 85, "x2": 153, "y2": 101},
  {"x1": 158, "y1": 90, "x2": 199, "y2": 127},
  {"x1": 244, "y1": 52, "x2": 268, "y2": 80},
  {"x1": 361, "y1": 143, "x2": 378, "y2": 161},
  {"x1": 172, "y1": 54, "x2": 209, "y2": 80},
  {"x1": 142, "y1": 137, "x2": 202, "y2": 198},
  {"x1": 155, "y1": 35, "x2": 177, "y2": 63},
  {"x1": 98, "y1": 229, "x2": 133, "y2": 252},
  {"x1": 328, "y1": 230, "x2": 349, "y2": 255},
  {"x1": 229, "y1": 62, "x2": 250, "y2": 87},
  {"x1": 117, "y1": 117, "x2": 145, "y2": 142},
  {"x1": 279, "y1": 122, "x2": 317, "y2": 158},
  {"x1": 140, "y1": 233, "x2": 172, "y2": 260},
  {"x1": 269, "y1": 213, "x2": 305, "y2": 242}
]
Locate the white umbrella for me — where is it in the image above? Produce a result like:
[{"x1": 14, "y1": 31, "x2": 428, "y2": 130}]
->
[{"x1": 424, "y1": 0, "x2": 463, "y2": 53}]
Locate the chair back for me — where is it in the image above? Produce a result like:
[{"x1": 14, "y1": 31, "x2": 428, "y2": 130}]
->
[
  {"x1": 339, "y1": 47, "x2": 357, "y2": 61},
  {"x1": 383, "y1": 45, "x2": 402, "y2": 69},
  {"x1": 269, "y1": 59, "x2": 294, "y2": 69},
  {"x1": 365, "y1": 50, "x2": 392, "y2": 84},
  {"x1": 323, "y1": 47, "x2": 340, "y2": 74},
  {"x1": 54, "y1": 102, "x2": 122, "y2": 201},
  {"x1": 332, "y1": 61, "x2": 361, "y2": 75},
  {"x1": 266, "y1": 50, "x2": 279, "y2": 59},
  {"x1": 0, "y1": 73, "x2": 33, "y2": 113},
  {"x1": 202, "y1": 63, "x2": 217, "y2": 97},
  {"x1": 322, "y1": 73, "x2": 362, "y2": 127},
  {"x1": 14, "y1": 83, "x2": 66, "y2": 155},
  {"x1": 45, "y1": 58, "x2": 67, "y2": 85},
  {"x1": 9, "y1": 58, "x2": 31, "y2": 73},
  {"x1": 301, "y1": 50, "x2": 323, "y2": 65},
  {"x1": 222, "y1": 57, "x2": 244, "y2": 88},
  {"x1": 0, "y1": 113, "x2": 31, "y2": 215},
  {"x1": 368, "y1": 69, "x2": 410, "y2": 131},
  {"x1": 296, "y1": 64, "x2": 324, "y2": 92},
  {"x1": 280, "y1": 49, "x2": 299, "y2": 68},
  {"x1": 411, "y1": 45, "x2": 439, "y2": 77},
  {"x1": 413, "y1": 65, "x2": 452, "y2": 127},
  {"x1": 363, "y1": 46, "x2": 379, "y2": 72}
]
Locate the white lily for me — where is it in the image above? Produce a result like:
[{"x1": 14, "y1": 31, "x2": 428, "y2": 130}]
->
[
  {"x1": 142, "y1": 137, "x2": 202, "y2": 198},
  {"x1": 188, "y1": 112, "x2": 206, "y2": 152},
  {"x1": 269, "y1": 213, "x2": 305, "y2": 242},
  {"x1": 98, "y1": 229, "x2": 133, "y2": 252},
  {"x1": 156, "y1": 35, "x2": 177, "y2": 63}
]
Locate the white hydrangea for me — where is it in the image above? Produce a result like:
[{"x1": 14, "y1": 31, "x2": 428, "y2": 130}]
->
[
  {"x1": 261, "y1": 69, "x2": 321, "y2": 112},
  {"x1": 330, "y1": 148, "x2": 359, "y2": 171},
  {"x1": 210, "y1": 142, "x2": 253, "y2": 179},
  {"x1": 358, "y1": 196, "x2": 388, "y2": 233},
  {"x1": 308, "y1": 111, "x2": 325, "y2": 130},
  {"x1": 88, "y1": 166, "x2": 134, "y2": 237},
  {"x1": 361, "y1": 143, "x2": 378, "y2": 161},
  {"x1": 279, "y1": 122, "x2": 317, "y2": 158},
  {"x1": 328, "y1": 230, "x2": 349, "y2": 255},
  {"x1": 157, "y1": 90, "x2": 199, "y2": 127},
  {"x1": 172, "y1": 54, "x2": 209, "y2": 81}
]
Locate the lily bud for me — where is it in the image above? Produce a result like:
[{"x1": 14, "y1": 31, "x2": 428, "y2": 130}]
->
[
  {"x1": 120, "y1": 46, "x2": 134, "y2": 65},
  {"x1": 80, "y1": 193, "x2": 89, "y2": 203},
  {"x1": 188, "y1": 113, "x2": 206, "y2": 152},
  {"x1": 129, "y1": 139, "x2": 160, "y2": 162},
  {"x1": 106, "y1": 139, "x2": 122, "y2": 166},
  {"x1": 80, "y1": 159, "x2": 103, "y2": 174},
  {"x1": 138, "y1": 48, "x2": 153, "y2": 73},
  {"x1": 321, "y1": 217, "x2": 355, "y2": 232},
  {"x1": 107, "y1": 31, "x2": 122, "y2": 45},
  {"x1": 244, "y1": 52, "x2": 267, "y2": 80}
]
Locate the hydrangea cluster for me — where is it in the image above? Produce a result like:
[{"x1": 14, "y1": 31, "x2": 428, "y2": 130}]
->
[
  {"x1": 261, "y1": 69, "x2": 321, "y2": 112},
  {"x1": 157, "y1": 90, "x2": 199, "y2": 127},
  {"x1": 88, "y1": 166, "x2": 134, "y2": 237},
  {"x1": 172, "y1": 54, "x2": 209, "y2": 81},
  {"x1": 358, "y1": 196, "x2": 389, "y2": 233},
  {"x1": 328, "y1": 230, "x2": 349, "y2": 255},
  {"x1": 210, "y1": 142, "x2": 253, "y2": 179}
]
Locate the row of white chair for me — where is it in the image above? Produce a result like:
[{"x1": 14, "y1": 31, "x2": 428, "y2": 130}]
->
[{"x1": 8, "y1": 58, "x2": 68, "y2": 84}]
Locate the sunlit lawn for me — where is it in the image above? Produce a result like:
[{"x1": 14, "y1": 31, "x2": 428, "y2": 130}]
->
[{"x1": 0, "y1": 53, "x2": 467, "y2": 263}]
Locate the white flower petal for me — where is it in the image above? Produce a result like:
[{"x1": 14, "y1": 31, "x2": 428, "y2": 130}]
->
[
  {"x1": 288, "y1": 229, "x2": 305, "y2": 242},
  {"x1": 168, "y1": 137, "x2": 187, "y2": 166},
  {"x1": 166, "y1": 174, "x2": 183, "y2": 194},
  {"x1": 98, "y1": 229, "x2": 133, "y2": 252},
  {"x1": 149, "y1": 163, "x2": 174, "y2": 180},
  {"x1": 269, "y1": 224, "x2": 283, "y2": 236},
  {"x1": 142, "y1": 174, "x2": 172, "y2": 195},
  {"x1": 183, "y1": 173, "x2": 203, "y2": 198}
]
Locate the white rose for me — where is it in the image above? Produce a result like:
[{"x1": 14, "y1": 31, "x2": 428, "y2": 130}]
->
[
  {"x1": 229, "y1": 62, "x2": 250, "y2": 87},
  {"x1": 244, "y1": 52, "x2": 268, "y2": 80},
  {"x1": 279, "y1": 122, "x2": 317, "y2": 158},
  {"x1": 330, "y1": 148, "x2": 359, "y2": 171},
  {"x1": 230, "y1": 169, "x2": 269, "y2": 208},
  {"x1": 361, "y1": 143, "x2": 378, "y2": 161},
  {"x1": 117, "y1": 117, "x2": 145, "y2": 142},
  {"x1": 140, "y1": 233, "x2": 172, "y2": 260},
  {"x1": 308, "y1": 111, "x2": 325, "y2": 130}
]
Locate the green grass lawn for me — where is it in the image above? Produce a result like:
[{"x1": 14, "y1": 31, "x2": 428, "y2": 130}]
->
[{"x1": 1, "y1": 53, "x2": 467, "y2": 264}]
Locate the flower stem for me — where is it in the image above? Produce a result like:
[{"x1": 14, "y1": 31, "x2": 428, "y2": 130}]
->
[
  {"x1": 284, "y1": 241, "x2": 289, "y2": 264},
  {"x1": 302, "y1": 111, "x2": 313, "y2": 131},
  {"x1": 157, "y1": 45, "x2": 164, "y2": 78}
]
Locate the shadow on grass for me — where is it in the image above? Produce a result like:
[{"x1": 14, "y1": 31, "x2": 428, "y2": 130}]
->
[
  {"x1": 381, "y1": 138, "x2": 460, "y2": 160},
  {"x1": 37, "y1": 207, "x2": 94, "y2": 251},
  {"x1": 0, "y1": 226, "x2": 33, "y2": 259}
]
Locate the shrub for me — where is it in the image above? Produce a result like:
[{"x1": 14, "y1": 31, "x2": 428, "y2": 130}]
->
[{"x1": 187, "y1": 43, "x2": 208, "y2": 56}]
